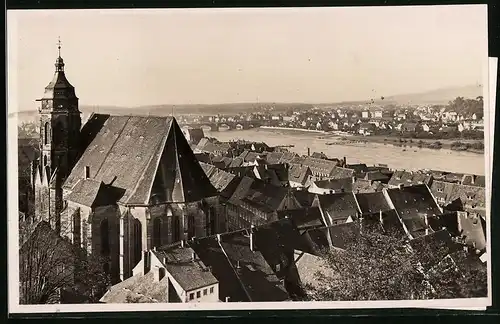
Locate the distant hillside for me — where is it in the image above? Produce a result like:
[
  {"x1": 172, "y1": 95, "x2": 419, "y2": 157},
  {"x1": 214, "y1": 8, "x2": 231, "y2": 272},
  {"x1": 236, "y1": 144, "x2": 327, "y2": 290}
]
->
[
  {"x1": 9, "y1": 84, "x2": 483, "y2": 123},
  {"x1": 383, "y1": 84, "x2": 483, "y2": 106}
]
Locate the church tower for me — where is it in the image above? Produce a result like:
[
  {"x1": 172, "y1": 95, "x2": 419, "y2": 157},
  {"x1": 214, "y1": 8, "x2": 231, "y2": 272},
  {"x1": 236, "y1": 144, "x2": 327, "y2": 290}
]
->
[{"x1": 34, "y1": 38, "x2": 82, "y2": 232}]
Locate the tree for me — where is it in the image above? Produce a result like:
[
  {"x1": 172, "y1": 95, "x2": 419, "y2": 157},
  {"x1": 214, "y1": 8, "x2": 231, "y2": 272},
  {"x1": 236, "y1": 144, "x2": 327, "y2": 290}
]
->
[
  {"x1": 301, "y1": 226, "x2": 487, "y2": 301},
  {"x1": 303, "y1": 230, "x2": 427, "y2": 301},
  {"x1": 19, "y1": 220, "x2": 111, "y2": 304}
]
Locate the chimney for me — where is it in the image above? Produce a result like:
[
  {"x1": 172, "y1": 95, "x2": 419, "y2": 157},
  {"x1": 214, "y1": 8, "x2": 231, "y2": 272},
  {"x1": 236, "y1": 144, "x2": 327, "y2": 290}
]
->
[
  {"x1": 225, "y1": 296, "x2": 231, "y2": 302},
  {"x1": 143, "y1": 251, "x2": 151, "y2": 274},
  {"x1": 307, "y1": 148, "x2": 311, "y2": 156},
  {"x1": 84, "y1": 166, "x2": 90, "y2": 179},
  {"x1": 250, "y1": 225, "x2": 256, "y2": 251},
  {"x1": 343, "y1": 157, "x2": 347, "y2": 166},
  {"x1": 192, "y1": 251, "x2": 197, "y2": 261},
  {"x1": 180, "y1": 239, "x2": 185, "y2": 248},
  {"x1": 352, "y1": 176, "x2": 356, "y2": 184},
  {"x1": 236, "y1": 260, "x2": 241, "y2": 269}
]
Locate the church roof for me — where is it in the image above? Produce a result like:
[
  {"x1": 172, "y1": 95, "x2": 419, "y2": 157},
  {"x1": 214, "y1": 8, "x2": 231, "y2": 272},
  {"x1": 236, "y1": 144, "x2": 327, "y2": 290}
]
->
[{"x1": 64, "y1": 114, "x2": 217, "y2": 205}]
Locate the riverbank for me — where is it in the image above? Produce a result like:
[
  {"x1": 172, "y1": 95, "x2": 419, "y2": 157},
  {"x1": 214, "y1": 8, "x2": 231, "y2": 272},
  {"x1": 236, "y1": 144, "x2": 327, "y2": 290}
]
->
[
  {"x1": 256, "y1": 127, "x2": 484, "y2": 154},
  {"x1": 259, "y1": 125, "x2": 327, "y2": 134},
  {"x1": 327, "y1": 135, "x2": 484, "y2": 154}
]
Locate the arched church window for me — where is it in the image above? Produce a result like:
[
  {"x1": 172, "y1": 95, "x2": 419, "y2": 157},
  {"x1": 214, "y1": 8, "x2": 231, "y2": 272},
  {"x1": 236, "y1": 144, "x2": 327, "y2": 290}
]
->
[
  {"x1": 73, "y1": 208, "x2": 81, "y2": 246},
  {"x1": 153, "y1": 217, "x2": 162, "y2": 248},
  {"x1": 44, "y1": 122, "x2": 50, "y2": 145},
  {"x1": 100, "y1": 219, "x2": 110, "y2": 256},
  {"x1": 133, "y1": 219, "x2": 142, "y2": 266},
  {"x1": 173, "y1": 216, "x2": 181, "y2": 242}
]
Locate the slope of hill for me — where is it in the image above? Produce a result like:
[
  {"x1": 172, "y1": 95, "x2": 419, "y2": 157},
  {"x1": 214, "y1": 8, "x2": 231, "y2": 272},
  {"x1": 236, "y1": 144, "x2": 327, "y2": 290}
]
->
[{"x1": 383, "y1": 84, "x2": 483, "y2": 106}]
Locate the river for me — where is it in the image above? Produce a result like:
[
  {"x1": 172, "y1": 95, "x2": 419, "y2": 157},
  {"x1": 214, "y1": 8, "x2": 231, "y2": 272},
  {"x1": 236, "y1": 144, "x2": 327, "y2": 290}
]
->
[{"x1": 206, "y1": 128, "x2": 486, "y2": 176}]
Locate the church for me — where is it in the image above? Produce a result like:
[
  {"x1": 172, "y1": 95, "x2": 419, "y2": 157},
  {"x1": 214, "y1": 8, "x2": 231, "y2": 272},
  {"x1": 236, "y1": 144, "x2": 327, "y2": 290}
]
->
[{"x1": 32, "y1": 43, "x2": 221, "y2": 283}]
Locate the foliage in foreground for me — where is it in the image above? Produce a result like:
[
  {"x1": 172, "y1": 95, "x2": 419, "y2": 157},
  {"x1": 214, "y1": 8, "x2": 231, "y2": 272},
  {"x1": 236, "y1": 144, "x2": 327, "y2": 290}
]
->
[{"x1": 302, "y1": 229, "x2": 487, "y2": 301}]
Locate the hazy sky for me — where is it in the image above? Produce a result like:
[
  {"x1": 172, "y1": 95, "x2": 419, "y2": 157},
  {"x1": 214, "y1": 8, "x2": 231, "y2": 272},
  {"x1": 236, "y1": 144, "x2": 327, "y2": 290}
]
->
[{"x1": 8, "y1": 6, "x2": 488, "y2": 111}]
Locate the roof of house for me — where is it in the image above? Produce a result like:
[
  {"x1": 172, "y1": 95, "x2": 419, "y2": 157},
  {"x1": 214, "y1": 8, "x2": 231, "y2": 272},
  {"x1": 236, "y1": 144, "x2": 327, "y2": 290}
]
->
[
  {"x1": 352, "y1": 179, "x2": 384, "y2": 193},
  {"x1": 461, "y1": 174, "x2": 486, "y2": 187},
  {"x1": 153, "y1": 243, "x2": 218, "y2": 292},
  {"x1": 301, "y1": 227, "x2": 332, "y2": 255},
  {"x1": 238, "y1": 179, "x2": 289, "y2": 214},
  {"x1": 292, "y1": 190, "x2": 317, "y2": 208},
  {"x1": 66, "y1": 178, "x2": 105, "y2": 207},
  {"x1": 265, "y1": 152, "x2": 284, "y2": 165},
  {"x1": 310, "y1": 152, "x2": 328, "y2": 159},
  {"x1": 346, "y1": 164, "x2": 368, "y2": 174},
  {"x1": 316, "y1": 192, "x2": 361, "y2": 222},
  {"x1": 288, "y1": 164, "x2": 311, "y2": 185},
  {"x1": 253, "y1": 218, "x2": 312, "y2": 273},
  {"x1": 355, "y1": 192, "x2": 391, "y2": 214},
  {"x1": 327, "y1": 222, "x2": 360, "y2": 249},
  {"x1": 190, "y1": 236, "x2": 249, "y2": 302},
  {"x1": 302, "y1": 157, "x2": 340, "y2": 176},
  {"x1": 364, "y1": 171, "x2": 391, "y2": 182},
  {"x1": 64, "y1": 115, "x2": 217, "y2": 205},
  {"x1": 386, "y1": 184, "x2": 442, "y2": 220},
  {"x1": 312, "y1": 178, "x2": 353, "y2": 192},
  {"x1": 219, "y1": 230, "x2": 289, "y2": 302},
  {"x1": 388, "y1": 171, "x2": 433, "y2": 188},
  {"x1": 276, "y1": 207, "x2": 324, "y2": 230},
  {"x1": 329, "y1": 166, "x2": 355, "y2": 179},
  {"x1": 430, "y1": 180, "x2": 486, "y2": 213}
]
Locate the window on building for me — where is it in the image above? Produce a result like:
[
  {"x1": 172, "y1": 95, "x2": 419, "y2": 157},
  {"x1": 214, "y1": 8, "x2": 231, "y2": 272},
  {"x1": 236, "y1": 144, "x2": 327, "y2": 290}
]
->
[
  {"x1": 203, "y1": 289, "x2": 207, "y2": 296},
  {"x1": 189, "y1": 293, "x2": 194, "y2": 300},
  {"x1": 44, "y1": 122, "x2": 50, "y2": 145},
  {"x1": 100, "y1": 219, "x2": 110, "y2": 256},
  {"x1": 153, "y1": 217, "x2": 162, "y2": 248},
  {"x1": 197, "y1": 291, "x2": 201, "y2": 298},
  {"x1": 210, "y1": 287, "x2": 214, "y2": 294}
]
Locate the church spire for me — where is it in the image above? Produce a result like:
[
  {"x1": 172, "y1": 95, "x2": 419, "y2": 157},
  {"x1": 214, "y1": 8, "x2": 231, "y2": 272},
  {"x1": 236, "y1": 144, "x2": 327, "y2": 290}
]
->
[{"x1": 55, "y1": 36, "x2": 65, "y2": 72}]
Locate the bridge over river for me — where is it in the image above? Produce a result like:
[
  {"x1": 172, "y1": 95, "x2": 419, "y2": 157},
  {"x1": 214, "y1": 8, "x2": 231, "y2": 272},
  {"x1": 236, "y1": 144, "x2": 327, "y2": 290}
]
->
[{"x1": 179, "y1": 120, "x2": 265, "y2": 131}]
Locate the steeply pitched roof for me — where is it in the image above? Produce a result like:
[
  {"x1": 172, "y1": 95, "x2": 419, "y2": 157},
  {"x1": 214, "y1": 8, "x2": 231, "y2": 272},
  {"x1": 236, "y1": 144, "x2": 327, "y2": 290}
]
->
[
  {"x1": 190, "y1": 236, "x2": 249, "y2": 302},
  {"x1": 253, "y1": 218, "x2": 312, "y2": 276},
  {"x1": 388, "y1": 170, "x2": 433, "y2": 188},
  {"x1": 316, "y1": 192, "x2": 361, "y2": 222},
  {"x1": 66, "y1": 178, "x2": 104, "y2": 207},
  {"x1": 386, "y1": 184, "x2": 442, "y2": 218},
  {"x1": 327, "y1": 222, "x2": 360, "y2": 249},
  {"x1": 301, "y1": 227, "x2": 331, "y2": 255},
  {"x1": 65, "y1": 114, "x2": 217, "y2": 205},
  {"x1": 329, "y1": 166, "x2": 355, "y2": 179},
  {"x1": 288, "y1": 164, "x2": 311, "y2": 185},
  {"x1": 312, "y1": 178, "x2": 353, "y2": 192},
  {"x1": 153, "y1": 243, "x2": 218, "y2": 292},
  {"x1": 276, "y1": 207, "x2": 324, "y2": 230},
  {"x1": 429, "y1": 180, "x2": 486, "y2": 214},
  {"x1": 355, "y1": 192, "x2": 391, "y2": 214},
  {"x1": 352, "y1": 179, "x2": 384, "y2": 193},
  {"x1": 292, "y1": 190, "x2": 317, "y2": 208},
  {"x1": 219, "y1": 230, "x2": 289, "y2": 301}
]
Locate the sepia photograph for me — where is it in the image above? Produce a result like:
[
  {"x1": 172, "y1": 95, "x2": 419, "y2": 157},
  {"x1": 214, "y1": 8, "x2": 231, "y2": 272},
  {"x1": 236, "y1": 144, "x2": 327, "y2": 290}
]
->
[{"x1": 7, "y1": 5, "x2": 492, "y2": 314}]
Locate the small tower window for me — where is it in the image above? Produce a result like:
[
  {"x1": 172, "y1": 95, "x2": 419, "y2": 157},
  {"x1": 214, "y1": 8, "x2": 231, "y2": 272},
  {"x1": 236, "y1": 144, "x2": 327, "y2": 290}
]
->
[{"x1": 44, "y1": 122, "x2": 50, "y2": 145}]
